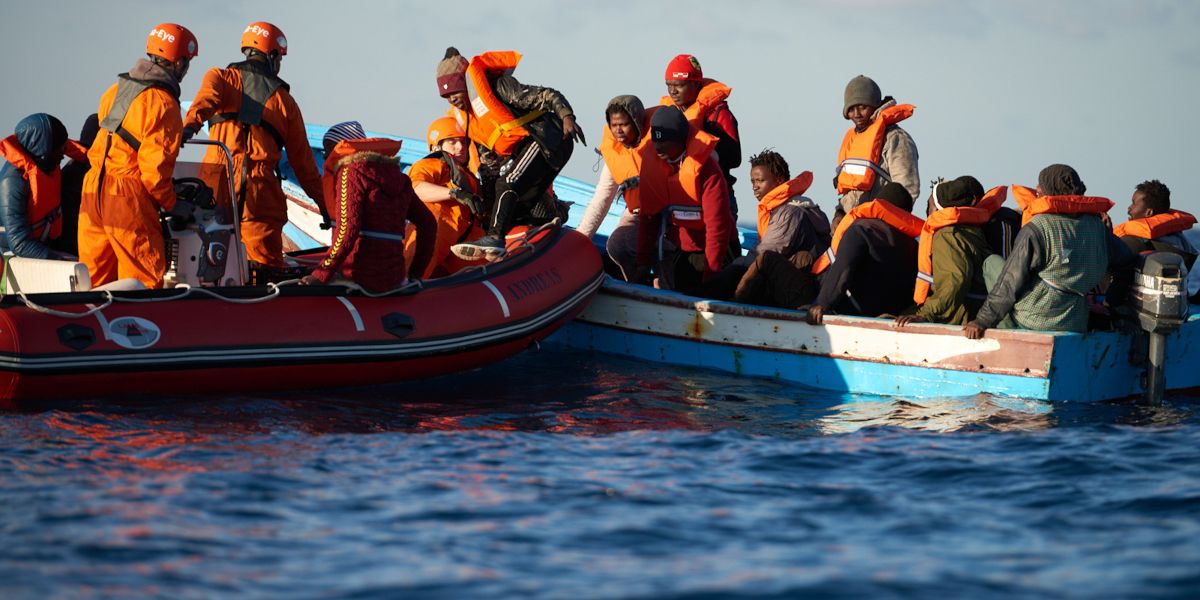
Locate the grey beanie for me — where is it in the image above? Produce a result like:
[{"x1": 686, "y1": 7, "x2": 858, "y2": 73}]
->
[{"x1": 843, "y1": 75, "x2": 882, "y2": 119}]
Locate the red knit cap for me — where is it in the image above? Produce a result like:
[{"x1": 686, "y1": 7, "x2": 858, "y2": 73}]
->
[{"x1": 664, "y1": 54, "x2": 702, "y2": 82}]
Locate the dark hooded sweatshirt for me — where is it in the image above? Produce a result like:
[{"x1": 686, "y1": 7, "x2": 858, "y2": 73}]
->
[{"x1": 0, "y1": 114, "x2": 68, "y2": 259}]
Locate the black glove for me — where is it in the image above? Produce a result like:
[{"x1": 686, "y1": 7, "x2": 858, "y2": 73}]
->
[
  {"x1": 618, "y1": 176, "x2": 640, "y2": 191},
  {"x1": 181, "y1": 127, "x2": 197, "y2": 143},
  {"x1": 450, "y1": 188, "x2": 485, "y2": 216}
]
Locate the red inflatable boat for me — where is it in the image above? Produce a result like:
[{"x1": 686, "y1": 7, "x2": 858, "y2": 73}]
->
[{"x1": 0, "y1": 224, "x2": 603, "y2": 408}]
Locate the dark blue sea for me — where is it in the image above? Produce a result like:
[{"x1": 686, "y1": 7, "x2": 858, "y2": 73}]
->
[{"x1": 2, "y1": 345, "x2": 1199, "y2": 599}]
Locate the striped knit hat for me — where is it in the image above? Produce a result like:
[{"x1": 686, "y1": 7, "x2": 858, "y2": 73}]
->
[{"x1": 322, "y1": 121, "x2": 365, "y2": 147}]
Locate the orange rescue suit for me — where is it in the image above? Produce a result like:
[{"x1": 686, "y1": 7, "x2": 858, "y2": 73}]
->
[
  {"x1": 79, "y1": 76, "x2": 182, "y2": 289},
  {"x1": 812, "y1": 199, "x2": 924, "y2": 275},
  {"x1": 659, "y1": 79, "x2": 732, "y2": 128},
  {"x1": 835, "y1": 104, "x2": 914, "y2": 194},
  {"x1": 1113, "y1": 210, "x2": 1197, "y2": 239},
  {"x1": 756, "y1": 172, "x2": 815, "y2": 240},
  {"x1": 913, "y1": 186, "x2": 1007, "y2": 304},
  {"x1": 184, "y1": 61, "x2": 325, "y2": 266},
  {"x1": 403, "y1": 152, "x2": 485, "y2": 278},
  {"x1": 453, "y1": 51, "x2": 542, "y2": 157},
  {"x1": 0, "y1": 136, "x2": 86, "y2": 242},
  {"x1": 1011, "y1": 184, "x2": 1113, "y2": 226},
  {"x1": 598, "y1": 106, "x2": 658, "y2": 212}
]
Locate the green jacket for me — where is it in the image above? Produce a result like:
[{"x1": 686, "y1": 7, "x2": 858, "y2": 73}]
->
[{"x1": 915, "y1": 224, "x2": 991, "y2": 325}]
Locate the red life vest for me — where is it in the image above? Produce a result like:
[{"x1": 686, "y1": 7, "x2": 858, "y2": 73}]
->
[
  {"x1": 756, "y1": 172, "x2": 814, "y2": 240},
  {"x1": 1011, "y1": 184, "x2": 1113, "y2": 226},
  {"x1": 811, "y1": 199, "x2": 924, "y2": 275},
  {"x1": 659, "y1": 79, "x2": 732, "y2": 128},
  {"x1": 321, "y1": 138, "x2": 403, "y2": 219},
  {"x1": 1113, "y1": 210, "x2": 1197, "y2": 239},
  {"x1": 598, "y1": 107, "x2": 657, "y2": 212},
  {"x1": 637, "y1": 129, "x2": 719, "y2": 225},
  {"x1": 835, "y1": 104, "x2": 914, "y2": 194},
  {"x1": 913, "y1": 186, "x2": 1007, "y2": 304},
  {"x1": 0, "y1": 135, "x2": 84, "y2": 242},
  {"x1": 452, "y1": 51, "x2": 544, "y2": 157}
]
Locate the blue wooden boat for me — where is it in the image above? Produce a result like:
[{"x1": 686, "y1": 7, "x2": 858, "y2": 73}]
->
[{"x1": 284, "y1": 125, "x2": 1200, "y2": 402}]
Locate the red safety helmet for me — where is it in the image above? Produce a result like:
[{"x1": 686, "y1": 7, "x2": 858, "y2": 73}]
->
[
  {"x1": 242, "y1": 22, "x2": 288, "y2": 55},
  {"x1": 146, "y1": 23, "x2": 199, "y2": 62},
  {"x1": 426, "y1": 116, "x2": 466, "y2": 150}
]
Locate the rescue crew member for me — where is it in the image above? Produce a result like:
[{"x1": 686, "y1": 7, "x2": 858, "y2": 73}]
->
[
  {"x1": 79, "y1": 23, "x2": 198, "y2": 288},
  {"x1": 710, "y1": 149, "x2": 830, "y2": 303},
  {"x1": 635, "y1": 106, "x2": 734, "y2": 294},
  {"x1": 301, "y1": 124, "x2": 436, "y2": 293},
  {"x1": 578, "y1": 95, "x2": 657, "y2": 281},
  {"x1": 1113, "y1": 179, "x2": 1196, "y2": 271},
  {"x1": 405, "y1": 116, "x2": 486, "y2": 277},
  {"x1": 183, "y1": 21, "x2": 325, "y2": 267},
  {"x1": 662, "y1": 54, "x2": 742, "y2": 221},
  {"x1": 807, "y1": 182, "x2": 922, "y2": 324},
  {"x1": 896, "y1": 177, "x2": 1004, "y2": 327},
  {"x1": 0, "y1": 113, "x2": 87, "y2": 259},
  {"x1": 834, "y1": 75, "x2": 920, "y2": 225},
  {"x1": 965, "y1": 164, "x2": 1137, "y2": 337},
  {"x1": 434, "y1": 47, "x2": 586, "y2": 261},
  {"x1": 54, "y1": 114, "x2": 100, "y2": 256}
]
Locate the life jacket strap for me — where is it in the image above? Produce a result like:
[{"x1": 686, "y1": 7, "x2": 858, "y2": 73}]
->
[
  {"x1": 484, "y1": 110, "x2": 545, "y2": 150},
  {"x1": 208, "y1": 112, "x2": 286, "y2": 149},
  {"x1": 360, "y1": 229, "x2": 407, "y2": 243},
  {"x1": 836, "y1": 157, "x2": 891, "y2": 182}
]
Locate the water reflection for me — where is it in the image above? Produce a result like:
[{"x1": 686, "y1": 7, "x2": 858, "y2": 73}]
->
[{"x1": 816, "y1": 394, "x2": 1057, "y2": 434}]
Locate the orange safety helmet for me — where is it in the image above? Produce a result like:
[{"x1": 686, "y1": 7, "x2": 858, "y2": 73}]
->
[
  {"x1": 146, "y1": 23, "x2": 199, "y2": 62},
  {"x1": 242, "y1": 22, "x2": 288, "y2": 56},
  {"x1": 426, "y1": 116, "x2": 466, "y2": 150}
]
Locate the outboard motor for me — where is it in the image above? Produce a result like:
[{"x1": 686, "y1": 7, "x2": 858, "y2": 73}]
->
[
  {"x1": 1132, "y1": 252, "x2": 1190, "y2": 405},
  {"x1": 163, "y1": 177, "x2": 241, "y2": 287}
]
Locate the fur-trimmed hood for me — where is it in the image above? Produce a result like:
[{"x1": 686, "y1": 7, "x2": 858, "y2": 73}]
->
[{"x1": 336, "y1": 150, "x2": 401, "y2": 170}]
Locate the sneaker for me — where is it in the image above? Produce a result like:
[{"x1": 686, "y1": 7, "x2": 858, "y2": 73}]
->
[{"x1": 452, "y1": 235, "x2": 508, "y2": 262}]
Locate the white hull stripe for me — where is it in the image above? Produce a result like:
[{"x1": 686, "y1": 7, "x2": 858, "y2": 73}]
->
[
  {"x1": 336, "y1": 296, "x2": 365, "y2": 332},
  {"x1": 0, "y1": 273, "x2": 604, "y2": 372},
  {"x1": 481, "y1": 280, "x2": 511, "y2": 318}
]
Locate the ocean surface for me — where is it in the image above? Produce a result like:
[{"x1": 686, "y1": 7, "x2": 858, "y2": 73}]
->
[{"x1": 2, "y1": 345, "x2": 1199, "y2": 599}]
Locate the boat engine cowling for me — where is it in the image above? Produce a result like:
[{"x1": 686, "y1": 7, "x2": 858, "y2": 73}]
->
[
  {"x1": 164, "y1": 178, "x2": 242, "y2": 287},
  {"x1": 1133, "y1": 252, "x2": 1189, "y2": 334}
]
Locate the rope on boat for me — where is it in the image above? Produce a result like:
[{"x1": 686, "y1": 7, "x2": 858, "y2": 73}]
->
[{"x1": 2, "y1": 268, "x2": 114, "y2": 318}]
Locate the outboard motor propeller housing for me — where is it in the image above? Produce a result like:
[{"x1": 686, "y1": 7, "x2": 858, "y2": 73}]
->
[
  {"x1": 1132, "y1": 252, "x2": 1189, "y2": 404},
  {"x1": 164, "y1": 178, "x2": 240, "y2": 287}
]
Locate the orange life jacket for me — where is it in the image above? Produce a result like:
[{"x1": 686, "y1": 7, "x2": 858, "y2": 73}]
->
[
  {"x1": 452, "y1": 51, "x2": 544, "y2": 157},
  {"x1": 835, "y1": 104, "x2": 914, "y2": 194},
  {"x1": 659, "y1": 79, "x2": 732, "y2": 128},
  {"x1": 811, "y1": 199, "x2": 924, "y2": 274},
  {"x1": 321, "y1": 138, "x2": 403, "y2": 219},
  {"x1": 756, "y1": 172, "x2": 814, "y2": 240},
  {"x1": 1113, "y1": 210, "x2": 1197, "y2": 239},
  {"x1": 913, "y1": 186, "x2": 1008, "y2": 303},
  {"x1": 0, "y1": 135, "x2": 84, "y2": 242},
  {"x1": 598, "y1": 106, "x2": 658, "y2": 212},
  {"x1": 1011, "y1": 184, "x2": 1113, "y2": 226},
  {"x1": 637, "y1": 129, "x2": 719, "y2": 224}
]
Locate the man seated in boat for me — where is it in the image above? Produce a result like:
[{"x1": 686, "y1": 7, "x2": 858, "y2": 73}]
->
[
  {"x1": 300, "y1": 123, "x2": 436, "y2": 293},
  {"x1": 402, "y1": 117, "x2": 486, "y2": 278},
  {"x1": 806, "y1": 182, "x2": 922, "y2": 325},
  {"x1": 633, "y1": 106, "x2": 734, "y2": 295},
  {"x1": 833, "y1": 75, "x2": 920, "y2": 229},
  {"x1": 895, "y1": 177, "x2": 1003, "y2": 327},
  {"x1": 707, "y1": 149, "x2": 830, "y2": 302},
  {"x1": 964, "y1": 164, "x2": 1138, "y2": 338},
  {"x1": 578, "y1": 95, "x2": 656, "y2": 281},
  {"x1": 0, "y1": 113, "x2": 87, "y2": 260},
  {"x1": 1113, "y1": 179, "x2": 1196, "y2": 272},
  {"x1": 434, "y1": 48, "x2": 586, "y2": 262}
]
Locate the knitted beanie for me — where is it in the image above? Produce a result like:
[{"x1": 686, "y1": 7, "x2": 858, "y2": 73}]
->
[
  {"x1": 322, "y1": 121, "x2": 365, "y2": 147},
  {"x1": 436, "y1": 47, "x2": 470, "y2": 97},
  {"x1": 875, "y1": 181, "x2": 914, "y2": 213},
  {"x1": 843, "y1": 75, "x2": 882, "y2": 118}
]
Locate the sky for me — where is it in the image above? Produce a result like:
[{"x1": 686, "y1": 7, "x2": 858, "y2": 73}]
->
[{"x1": 2, "y1": 0, "x2": 1199, "y2": 223}]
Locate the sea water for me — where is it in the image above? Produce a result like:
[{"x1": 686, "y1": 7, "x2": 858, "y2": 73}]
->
[{"x1": 1, "y1": 346, "x2": 1198, "y2": 599}]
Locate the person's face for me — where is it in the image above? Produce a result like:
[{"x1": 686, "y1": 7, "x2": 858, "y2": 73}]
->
[
  {"x1": 665, "y1": 80, "x2": 700, "y2": 109},
  {"x1": 176, "y1": 58, "x2": 191, "y2": 82},
  {"x1": 607, "y1": 110, "x2": 638, "y2": 147},
  {"x1": 1128, "y1": 190, "x2": 1154, "y2": 220},
  {"x1": 847, "y1": 104, "x2": 875, "y2": 132},
  {"x1": 439, "y1": 137, "x2": 467, "y2": 163},
  {"x1": 654, "y1": 138, "x2": 685, "y2": 162},
  {"x1": 926, "y1": 191, "x2": 937, "y2": 217},
  {"x1": 749, "y1": 165, "x2": 785, "y2": 201},
  {"x1": 446, "y1": 91, "x2": 469, "y2": 111}
]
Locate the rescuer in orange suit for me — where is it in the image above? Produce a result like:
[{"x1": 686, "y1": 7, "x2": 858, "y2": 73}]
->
[
  {"x1": 183, "y1": 21, "x2": 324, "y2": 267},
  {"x1": 78, "y1": 23, "x2": 198, "y2": 288}
]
